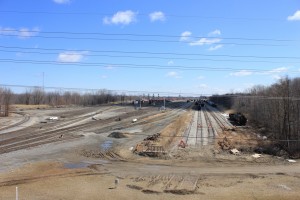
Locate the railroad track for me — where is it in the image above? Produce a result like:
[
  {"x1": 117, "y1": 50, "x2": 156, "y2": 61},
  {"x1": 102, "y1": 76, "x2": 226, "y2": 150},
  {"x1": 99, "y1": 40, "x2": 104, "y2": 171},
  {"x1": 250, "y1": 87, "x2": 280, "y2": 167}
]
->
[
  {"x1": 196, "y1": 109, "x2": 203, "y2": 146},
  {"x1": 0, "y1": 102, "x2": 193, "y2": 155},
  {"x1": 185, "y1": 104, "x2": 232, "y2": 147},
  {"x1": 0, "y1": 108, "x2": 146, "y2": 154},
  {"x1": 52, "y1": 106, "x2": 116, "y2": 129},
  {"x1": 0, "y1": 113, "x2": 30, "y2": 132},
  {"x1": 205, "y1": 106, "x2": 234, "y2": 132},
  {"x1": 202, "y1": 107, "x2": 217, "y2": 145},
  {"x1": 0, "y1": 104, "x2": 190, "y2": 155},
  {"x1": 183, "y1": 115, "x2": 193, "y2": 144}
]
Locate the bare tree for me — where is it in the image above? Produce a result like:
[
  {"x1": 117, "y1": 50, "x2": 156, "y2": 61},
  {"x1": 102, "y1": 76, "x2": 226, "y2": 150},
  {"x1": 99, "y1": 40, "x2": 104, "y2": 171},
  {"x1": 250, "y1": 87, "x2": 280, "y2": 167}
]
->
[
  {"x1": 1, "y1": 88, "x2": 13, "y2": 117},
  {"x1": 31, "y1": 87, "x2": 44, "y2": 105}
]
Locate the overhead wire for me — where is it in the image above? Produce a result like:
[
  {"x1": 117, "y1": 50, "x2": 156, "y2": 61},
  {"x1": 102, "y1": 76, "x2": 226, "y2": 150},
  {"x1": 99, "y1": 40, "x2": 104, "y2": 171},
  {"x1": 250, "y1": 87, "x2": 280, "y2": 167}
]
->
[
  {"x1": 0, "y1": 29, "x2": 297, "y2": 42},
  {"x1": 1, "y1": 48, "x2": 299, "y2": 64},
  {"x1": 0, "y1": 33, "x2": 290, "y2": 46},
  {"x1": 0, "y1": 10, "x2": 284, "y2": 22},
  {"x1": 2, "y1": 58, "x2": 300, "y2": 73},
  {"x1": 1, "y1": 45, "x2": 300, "y2": 60}
]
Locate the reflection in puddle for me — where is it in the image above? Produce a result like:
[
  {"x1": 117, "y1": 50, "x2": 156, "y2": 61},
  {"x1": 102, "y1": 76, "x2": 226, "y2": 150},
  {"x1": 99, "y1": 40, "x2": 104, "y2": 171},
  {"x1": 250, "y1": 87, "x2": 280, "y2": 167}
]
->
[
  {"x1": 100, "y1": 140, "x2": 113, "y2": 151},
  {"x1": 64, "y1": 163, "x2": 89, "y2": 169}
]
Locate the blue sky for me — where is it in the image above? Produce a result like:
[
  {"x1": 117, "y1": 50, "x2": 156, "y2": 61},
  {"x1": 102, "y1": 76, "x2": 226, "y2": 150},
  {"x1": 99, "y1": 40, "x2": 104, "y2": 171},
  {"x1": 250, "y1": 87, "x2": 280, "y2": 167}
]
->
[{"x1": 0, "y1": 0, "x2": 300, "y2": 96}]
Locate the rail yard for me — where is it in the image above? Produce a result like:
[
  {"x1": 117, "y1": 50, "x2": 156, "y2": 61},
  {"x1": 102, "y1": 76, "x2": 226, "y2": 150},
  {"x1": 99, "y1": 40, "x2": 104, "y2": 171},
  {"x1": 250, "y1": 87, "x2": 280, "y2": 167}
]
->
[{"x1": 0, "y1": 101, "x2": 299, "y2": 200}]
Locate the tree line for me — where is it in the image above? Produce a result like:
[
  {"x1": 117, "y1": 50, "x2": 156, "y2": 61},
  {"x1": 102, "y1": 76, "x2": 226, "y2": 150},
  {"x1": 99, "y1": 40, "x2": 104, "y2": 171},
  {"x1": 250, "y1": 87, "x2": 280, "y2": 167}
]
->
[
  {"x1": 0, "y1": 87, "x2": 131, "y2": 116},
  {"x1": 210, "y1": 77, "x2": 300, "y2": 154}
]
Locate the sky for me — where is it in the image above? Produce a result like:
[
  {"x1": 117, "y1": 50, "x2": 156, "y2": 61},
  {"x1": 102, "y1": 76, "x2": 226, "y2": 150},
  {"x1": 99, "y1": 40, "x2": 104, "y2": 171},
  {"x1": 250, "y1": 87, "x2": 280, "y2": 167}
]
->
[{"x1": 0, "y1": 0, "x2": 300, "y2": 96}]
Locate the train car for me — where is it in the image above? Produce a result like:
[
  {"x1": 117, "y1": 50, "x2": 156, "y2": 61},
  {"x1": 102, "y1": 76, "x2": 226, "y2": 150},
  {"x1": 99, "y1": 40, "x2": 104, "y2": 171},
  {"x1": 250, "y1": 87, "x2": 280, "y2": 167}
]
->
[
  {"x1": 229, "y1": 113, "x2": 247, "y2": 126},
  {"x1": 206, "y1": 100, "x2": 217, "y2": 107}
]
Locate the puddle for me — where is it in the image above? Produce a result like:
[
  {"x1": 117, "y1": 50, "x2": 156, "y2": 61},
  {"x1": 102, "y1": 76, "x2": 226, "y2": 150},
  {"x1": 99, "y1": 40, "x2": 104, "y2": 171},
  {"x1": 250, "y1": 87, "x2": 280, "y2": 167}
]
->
[
  {"x1": 64, "y1": 163, "x2": 89, "y2": 169},
  {"x1": 100, "y1": 140, "x2": 113, "y2": 151}
]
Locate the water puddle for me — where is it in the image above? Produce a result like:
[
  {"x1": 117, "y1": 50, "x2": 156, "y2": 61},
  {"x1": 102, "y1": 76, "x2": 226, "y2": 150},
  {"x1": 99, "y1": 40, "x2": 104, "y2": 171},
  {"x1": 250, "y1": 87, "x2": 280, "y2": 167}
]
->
[
  {"x1": 100, "y1": 140, "x2": 113, "y2": 151},
  {"x1": 64, "y1": 163, "x2": 89, "y2": 169}
]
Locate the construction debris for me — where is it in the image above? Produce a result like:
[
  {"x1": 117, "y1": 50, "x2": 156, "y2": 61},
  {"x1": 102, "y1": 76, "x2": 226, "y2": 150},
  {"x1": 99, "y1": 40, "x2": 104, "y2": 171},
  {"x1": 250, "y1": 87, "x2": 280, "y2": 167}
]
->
[
  {"x1": 230, "y1": 148, "x2": 240, "y2": 155},
  {"x1": 252, "y1": 153, "x2": 262, "y2": 158},
  {"x1": 92, "y1": 116, "x2": 100, "y2": 120},
  {"x1": 144, "y1": 133, "x2": 160, "y2": 141},
  {"x1": 287, "y1": 159, "x2": 297, "y2": 163},
  {"x1": 134, "y1": 133, "x2": 166, "y2": 156},
  {"x1": 178, "y1": 140, "x2": 186, "y2": 148},
  {"x1": 48, "y1": 116, "x2": 59, "y2": 120},
  {"x1": 218, "y1": 137, "x2": 233, "y2": 150}
]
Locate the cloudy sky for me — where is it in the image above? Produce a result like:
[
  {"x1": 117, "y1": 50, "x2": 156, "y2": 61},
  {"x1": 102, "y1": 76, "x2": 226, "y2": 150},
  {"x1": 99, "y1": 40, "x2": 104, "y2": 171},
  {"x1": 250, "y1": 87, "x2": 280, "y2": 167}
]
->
[{"x1": 1, "y1": 0, "x2": 300, "y2": 95}]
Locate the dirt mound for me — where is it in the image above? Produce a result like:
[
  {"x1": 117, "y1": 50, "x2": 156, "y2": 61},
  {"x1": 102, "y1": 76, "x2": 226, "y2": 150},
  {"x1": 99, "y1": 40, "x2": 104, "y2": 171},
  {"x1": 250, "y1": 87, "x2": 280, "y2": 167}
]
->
[{"x1": 107, "y1": 132, "x2": 127, "y2": 138}]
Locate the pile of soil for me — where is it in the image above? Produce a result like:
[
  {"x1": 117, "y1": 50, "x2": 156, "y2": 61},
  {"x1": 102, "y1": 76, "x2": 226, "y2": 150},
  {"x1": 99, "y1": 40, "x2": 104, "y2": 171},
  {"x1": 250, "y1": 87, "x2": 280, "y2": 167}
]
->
[{"x1": 108, "y1": 132, "x2": 128, "y2": 138}]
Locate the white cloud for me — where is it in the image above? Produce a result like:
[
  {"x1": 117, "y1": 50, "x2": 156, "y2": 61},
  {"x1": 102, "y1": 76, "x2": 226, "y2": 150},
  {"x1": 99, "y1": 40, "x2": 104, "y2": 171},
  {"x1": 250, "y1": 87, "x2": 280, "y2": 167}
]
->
[
  {"x1": 209, "y1": 29, "x2": 221, "y2": 36},
  {"x1": 230, "y1": 70, "x2": 253, "y2": 77},
  {"x1": 179, "y1": 31, "x2": 192, "y2": 41},
  {"x1": 0, "y1": 27, "x2": 40, "y2": 39},
  {"x1": 189, "y1": 38, "x2": 221, "y2": 46},
  {"x1": 101, "y1": 75, "x2": 108, "y2": 79},
  {"x1": 16, "y1": 52, "x2": 24, "y2": 57},
  {"x1": 197, "y1": 84, "x2": 208, "y2": 88},
  {"x1": 230, "y1": 67, "x2": 289, "y2": 78},
  {"x1": 103, "y1": 10, "x2": 137, "y2": 25},
  {"x1": 53, "y1": 0, "x2": 70, "y2": 4},
  {"x1": 167, "y1": 60, "x2": 174, "y2": 65},
  {"x1": 258, "y1": 67, "x2": 289, "y2": 75},
  {"x1": 208, "y1": 44, "x2": 223, "y2": 51},
  {"x1": 197, "y1": 76, "x2": 205, "y2": 80},
  {"x1": 166, "y1": 71, "x2": 181, "y2": 79},
  {"x1": 57, "y1": 51, "x2": 87, "y2": 63},
  {"x1": 18, "y1": 27, "x2": 40, "y2": 38},
  {"x1": 268, "y1": 67, "x2": 288, "y2": 73},
  {"x1": 0, "y1": 27, "x2": 15, "y2": 35},
  {"x1": 104, "y1": 65, "x2": 116, "y2": 70},
  {"x1": 287, "y1": 10, "x2": 300, "y2": 21},
  {"x1": 272, "y1": 75, "x2": 282, "y2": 80},
  {"x1": 180, "y1": 29, "x2": 223, "y2": 50},
  {"x1": 260, "y1": 67, "x2": 290, "y2": 79},
  {"x1": 149, "y1": 11, "x2": 166, "y2": 22}
]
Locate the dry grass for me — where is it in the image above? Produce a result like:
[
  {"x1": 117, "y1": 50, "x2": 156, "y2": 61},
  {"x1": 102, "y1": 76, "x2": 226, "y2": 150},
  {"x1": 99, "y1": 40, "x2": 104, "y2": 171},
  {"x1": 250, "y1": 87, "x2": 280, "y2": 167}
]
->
[
  {"x1": 12, "y1": 104, "x2": 51, "y2": 110},
  {"x1": 142, "y1": 112, "x2": 167, "y2": 122},
  {"x1": 157, "y1": 111, "x2": 192, "y2": 148}
]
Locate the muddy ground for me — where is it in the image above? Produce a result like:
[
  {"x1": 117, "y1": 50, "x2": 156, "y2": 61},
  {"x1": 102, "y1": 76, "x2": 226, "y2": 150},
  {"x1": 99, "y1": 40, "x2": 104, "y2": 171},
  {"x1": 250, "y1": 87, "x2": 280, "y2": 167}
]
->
[{"x1": 0, "y1": 103, "x2": 299, "y2": 200}]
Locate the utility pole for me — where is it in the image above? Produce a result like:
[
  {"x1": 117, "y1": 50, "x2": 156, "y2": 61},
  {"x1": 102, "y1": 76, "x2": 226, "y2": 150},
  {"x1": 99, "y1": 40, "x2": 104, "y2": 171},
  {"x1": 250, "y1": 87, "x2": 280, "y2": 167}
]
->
[
  {"x1": 139, "y1": 96, "x2": 141, "y2": 109},
  {"x1": 42, "y1": 72, "x2": 45, "y2": 92}
]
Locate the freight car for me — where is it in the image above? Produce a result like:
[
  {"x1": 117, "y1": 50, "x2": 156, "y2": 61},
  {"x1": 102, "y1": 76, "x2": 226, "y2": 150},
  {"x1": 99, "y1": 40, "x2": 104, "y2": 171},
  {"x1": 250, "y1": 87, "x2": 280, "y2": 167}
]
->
[
  {"x1": 206, "y1": 100, "x2": 217, "y2": 107},
  {"x1": 229, "y1": 113, "x2": 247, "y2": 126}
]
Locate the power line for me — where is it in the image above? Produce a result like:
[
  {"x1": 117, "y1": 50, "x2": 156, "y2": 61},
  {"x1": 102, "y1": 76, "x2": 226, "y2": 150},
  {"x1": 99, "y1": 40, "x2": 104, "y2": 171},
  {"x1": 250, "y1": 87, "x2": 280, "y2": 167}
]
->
[
  {"x1": 1, "y1": 45, "x2": 300, "y2": 60},
  {"x1": 0, "y1": 33, "x2": 289, "y2": 47},
  {"x1": 1, "y1": 49, "x2": 299, "y2": 64},
  {"x1": 0, "y1": 84, "x2": 203, "y2": 96},
  {"x1": 2, "y1": 58, "x2": 300, "y2": 73},
  {"x1": 0, "y1": 29, "x2": 296, "y2": 42},
  {"x1": 0, "y1": 10, "x2": 284, "y2": 21}
]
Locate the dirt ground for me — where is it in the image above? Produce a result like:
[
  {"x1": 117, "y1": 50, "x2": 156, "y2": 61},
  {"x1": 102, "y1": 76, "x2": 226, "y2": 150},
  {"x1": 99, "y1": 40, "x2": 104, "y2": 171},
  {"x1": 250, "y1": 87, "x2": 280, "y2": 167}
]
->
[{"x1": 0, "y1": 103, "x2": 299, "y2": 200}]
